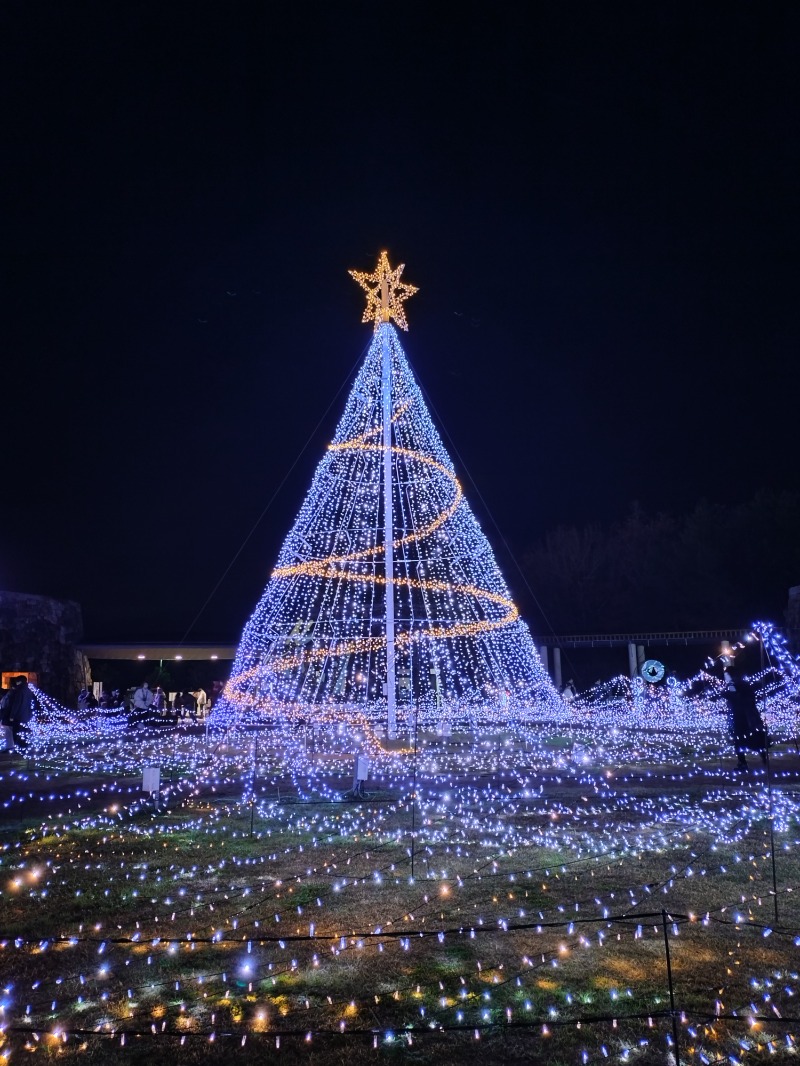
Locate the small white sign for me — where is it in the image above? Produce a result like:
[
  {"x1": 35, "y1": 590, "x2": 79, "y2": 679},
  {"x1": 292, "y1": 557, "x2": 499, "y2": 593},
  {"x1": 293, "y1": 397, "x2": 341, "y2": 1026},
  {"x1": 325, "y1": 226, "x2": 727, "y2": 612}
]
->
[
  {"x1": 142, "y1": 766, "x2": 160, "y2": 793},
  {"x1": 356, "y1": 756, "x2": 370, "y2": 782}
]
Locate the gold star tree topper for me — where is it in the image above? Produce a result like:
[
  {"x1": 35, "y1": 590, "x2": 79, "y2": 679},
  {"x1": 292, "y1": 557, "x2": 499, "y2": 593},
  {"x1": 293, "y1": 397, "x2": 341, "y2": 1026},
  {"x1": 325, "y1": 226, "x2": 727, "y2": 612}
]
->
[{"x1": 349, "y1": 251, "x2": 418, "y2": 331}]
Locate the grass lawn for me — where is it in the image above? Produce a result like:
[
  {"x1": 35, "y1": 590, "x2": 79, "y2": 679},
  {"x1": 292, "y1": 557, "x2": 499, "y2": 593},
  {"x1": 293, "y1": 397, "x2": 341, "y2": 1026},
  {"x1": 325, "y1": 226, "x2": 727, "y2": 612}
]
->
[{"x1": 2, "y1": 737, "x2": 800, "y2": 1065}]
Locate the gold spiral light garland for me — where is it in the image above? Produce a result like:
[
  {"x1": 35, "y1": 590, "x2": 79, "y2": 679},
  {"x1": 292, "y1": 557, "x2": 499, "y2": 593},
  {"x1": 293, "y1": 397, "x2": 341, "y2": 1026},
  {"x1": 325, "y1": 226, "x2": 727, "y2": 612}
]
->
[{"x1": 219, "y1": 253, "x2": 550, "y2": 723}]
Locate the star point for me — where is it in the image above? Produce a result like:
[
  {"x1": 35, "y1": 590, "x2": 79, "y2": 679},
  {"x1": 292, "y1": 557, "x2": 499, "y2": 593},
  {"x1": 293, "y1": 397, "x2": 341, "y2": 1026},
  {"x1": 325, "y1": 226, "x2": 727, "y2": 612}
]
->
[{"x1": 349, "y1": 250, "x2": 418, "y2": 331}]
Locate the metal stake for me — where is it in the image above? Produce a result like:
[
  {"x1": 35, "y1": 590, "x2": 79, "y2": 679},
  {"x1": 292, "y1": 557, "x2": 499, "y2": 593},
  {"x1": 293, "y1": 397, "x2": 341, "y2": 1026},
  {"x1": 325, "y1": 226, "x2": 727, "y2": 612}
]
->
[
  {"x1": 410, "y1": 706, "x2": 419, "y2": 879},
  {"x1": 249, "y1": 736, "x2": 258, "y2": 838},
  {"x1": 765, "y1": 739, "x2": 779, "y2": 922},
  {"x1": 661, "y1": 909, "x2": 681, "y2": 1066},
  {"x1": 381, "y1": 324, "x2": 397, "y2": 739}
]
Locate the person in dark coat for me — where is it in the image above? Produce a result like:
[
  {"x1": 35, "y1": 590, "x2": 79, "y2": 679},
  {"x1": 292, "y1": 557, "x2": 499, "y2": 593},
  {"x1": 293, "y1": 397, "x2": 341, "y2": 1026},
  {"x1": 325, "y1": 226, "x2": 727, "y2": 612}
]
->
[
  {"x1": 723, "y1": 667, "x2": 768, "y2": 771},
  {"x1": 1, "y1": 676, "x2": 35, "y2": 749},
  {"x1": 178, "y1": 691, "x2": 196, "y2": 718}
]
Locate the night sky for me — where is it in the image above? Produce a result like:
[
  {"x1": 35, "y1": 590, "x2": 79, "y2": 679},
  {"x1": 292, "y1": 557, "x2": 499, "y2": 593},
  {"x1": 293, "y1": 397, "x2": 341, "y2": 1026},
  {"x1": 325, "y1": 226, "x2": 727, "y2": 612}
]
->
[{"x1": 4, "y1": 3, "x2": 798, "y2": 643}]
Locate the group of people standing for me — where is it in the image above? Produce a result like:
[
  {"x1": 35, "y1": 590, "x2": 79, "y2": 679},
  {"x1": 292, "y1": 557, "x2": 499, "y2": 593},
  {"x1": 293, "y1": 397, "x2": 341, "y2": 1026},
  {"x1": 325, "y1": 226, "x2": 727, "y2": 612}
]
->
[
  {"x1": 5, "y1": 656, "x2": 772, "y2": 765},
  {"x1": 75, "y1": 682, "x2": 210, "y2": 721},
  {"x1": 131, "y1": 682, "x2": 209, "y2": 721},
  {"x1": 77, "y1": 686, "x2": 125, "y2": 710}
]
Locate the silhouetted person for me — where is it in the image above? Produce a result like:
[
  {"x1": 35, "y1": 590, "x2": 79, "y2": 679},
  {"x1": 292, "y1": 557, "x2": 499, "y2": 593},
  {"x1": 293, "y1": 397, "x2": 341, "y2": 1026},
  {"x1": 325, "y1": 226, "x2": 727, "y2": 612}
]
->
[
  {"x1": 723, "y1": 667, "x2": 768, "y2": 771},
  {"x1": 1, "y1": 676, "x2": 34, "y2": 749},
  {"x1": 132, "y1": 681, "x2": 154, "y2": 722},
  {"x1": 178, "y1": 691, "x2": 196, "y2": 718}
]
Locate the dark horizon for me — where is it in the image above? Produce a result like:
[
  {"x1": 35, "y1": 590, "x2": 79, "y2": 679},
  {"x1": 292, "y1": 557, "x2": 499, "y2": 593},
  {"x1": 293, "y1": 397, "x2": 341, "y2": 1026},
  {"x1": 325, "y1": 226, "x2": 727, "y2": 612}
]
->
[{"x1": 4, "y1": 3, "x2": 798, "y2": 644}]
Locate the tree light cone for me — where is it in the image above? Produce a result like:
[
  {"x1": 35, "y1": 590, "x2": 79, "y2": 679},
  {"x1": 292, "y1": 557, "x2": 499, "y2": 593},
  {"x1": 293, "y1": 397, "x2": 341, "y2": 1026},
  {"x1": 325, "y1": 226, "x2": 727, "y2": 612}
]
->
[{"x1": 214, "y1": 322, "x2": 561, "y2": 748}]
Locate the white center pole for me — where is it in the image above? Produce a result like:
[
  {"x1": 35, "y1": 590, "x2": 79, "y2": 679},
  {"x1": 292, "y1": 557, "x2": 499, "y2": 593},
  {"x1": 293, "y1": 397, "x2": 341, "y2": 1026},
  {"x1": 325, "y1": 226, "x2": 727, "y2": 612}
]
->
[{"x1": 381, "y1": 324, "x2": 397, "y2": 738}]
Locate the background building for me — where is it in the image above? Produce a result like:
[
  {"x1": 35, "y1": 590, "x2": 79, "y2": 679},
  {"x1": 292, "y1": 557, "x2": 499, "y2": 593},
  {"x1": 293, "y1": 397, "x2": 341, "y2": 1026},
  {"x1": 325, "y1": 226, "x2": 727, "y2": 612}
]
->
[{"x1": 0, "y1": 591, "x2": 89, "y2": 705}]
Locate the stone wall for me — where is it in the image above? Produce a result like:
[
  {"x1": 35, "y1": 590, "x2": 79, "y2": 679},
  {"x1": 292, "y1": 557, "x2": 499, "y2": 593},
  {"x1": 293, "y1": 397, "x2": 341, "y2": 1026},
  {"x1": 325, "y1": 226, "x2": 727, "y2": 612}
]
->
[{"x1": 0, "y1": 591, "x2": 90, "y2": 705}]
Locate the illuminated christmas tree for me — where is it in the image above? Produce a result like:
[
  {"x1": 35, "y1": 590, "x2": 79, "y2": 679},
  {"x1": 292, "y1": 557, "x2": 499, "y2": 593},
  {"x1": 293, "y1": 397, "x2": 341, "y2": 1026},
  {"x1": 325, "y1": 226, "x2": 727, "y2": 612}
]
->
[{"x1": 222, "y1": 253, "x2": 558, "y2": 736}]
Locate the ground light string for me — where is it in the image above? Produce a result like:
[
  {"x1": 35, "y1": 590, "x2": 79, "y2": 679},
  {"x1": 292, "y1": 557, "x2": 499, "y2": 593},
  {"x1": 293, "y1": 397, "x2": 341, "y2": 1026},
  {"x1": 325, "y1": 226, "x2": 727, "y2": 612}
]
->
[
  {"x1": 8, "y1": 1008, "x2": 786, "y2": 1048},
  {"x1": 10, "y1": 911, "x2": 797, "y2": 1009},
  {"x1": 749, "y1": 623, "x2": 782, "y2": 921},
  {"x1": 1, "y1": 909, "x2": 696, "y2": 947},
  {"x1": 415, "y1": 373, "x2": 578, "y2": 683},
  {"x1": 9, "y1": 918, "x2": 793, "y2": 1056},
  {"x1": 6, "y1": 888, "x2": 795, "y2": 1042},
  {"x1": 178, "y1": 340, "x2": 372, "y2": 644}
]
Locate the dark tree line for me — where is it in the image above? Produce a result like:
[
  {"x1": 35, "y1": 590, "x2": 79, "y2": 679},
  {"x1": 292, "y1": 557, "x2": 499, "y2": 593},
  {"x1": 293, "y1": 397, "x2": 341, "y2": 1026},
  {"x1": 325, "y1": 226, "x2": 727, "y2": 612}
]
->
[{"x1": 521, "y1": 491, "x2": 800, "y2": 634}]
